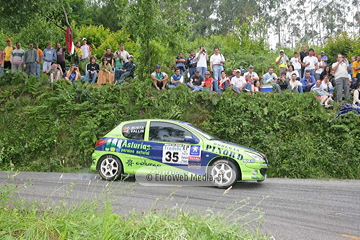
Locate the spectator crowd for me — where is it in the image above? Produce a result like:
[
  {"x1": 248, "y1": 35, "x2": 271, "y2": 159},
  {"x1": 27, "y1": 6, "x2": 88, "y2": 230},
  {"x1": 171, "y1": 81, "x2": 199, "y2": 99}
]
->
[{"x1": 1, "y1": 39, "x2": 360, "y2": 107}]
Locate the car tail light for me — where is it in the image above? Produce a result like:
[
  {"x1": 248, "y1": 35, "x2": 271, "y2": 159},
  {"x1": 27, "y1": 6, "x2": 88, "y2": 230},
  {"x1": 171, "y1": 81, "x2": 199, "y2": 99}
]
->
[{"x1": 95, "y1": 140, "x2": 106, "y2": 147}]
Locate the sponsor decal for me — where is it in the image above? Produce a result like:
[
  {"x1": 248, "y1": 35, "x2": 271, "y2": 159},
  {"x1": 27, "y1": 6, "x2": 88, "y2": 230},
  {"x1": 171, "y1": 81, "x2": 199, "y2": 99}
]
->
[
  {"x1": 136, "y1": 160, "x2": 161, "y2": 167},
  {"x1": 162, "y1": 144, "x2": 201, "y2": 164},
  {"x1": 205, "y1": 145, "x2": 243, "y2": 160},
  {"x1": 251, "y1": 176, "x2": 262, "y2": 180},
  {"x1": 190, "y1": 145, "x2": 201, "y2": 156},
  {"x1": 243, "y1": 159, "x2": 255, "y2": 163},
  {"x1": 260, "y1": 164, "x2": 267, "y2": 167},
  {"x1": 188, "y1": 156, "x2": 201, "y2": 161},
  {"x1": 126, "y1": 159, "x2": 134, "y2": 167},
  {"x1": 188, "y1": 163, "x2": 201, "y2": 168},
  {"x1": 121, "y1": 140, "x2": 151, "y2": 150}
]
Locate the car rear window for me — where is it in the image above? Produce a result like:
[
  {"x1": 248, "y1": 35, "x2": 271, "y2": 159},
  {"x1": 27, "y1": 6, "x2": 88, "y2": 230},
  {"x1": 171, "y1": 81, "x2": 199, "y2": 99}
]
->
[{"x1": 122, "y1": 122, "x2": 146, "y2": 140}]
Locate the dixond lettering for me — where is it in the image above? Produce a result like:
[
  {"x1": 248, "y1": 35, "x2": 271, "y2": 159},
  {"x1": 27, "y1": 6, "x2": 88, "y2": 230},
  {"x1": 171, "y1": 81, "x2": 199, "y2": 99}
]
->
[
  {"x1": 205, "y1": 145, "x2": 243, "y2": 160},
  {"x1": 122, "y1": 140, "x2": 151, "y2": 150}
]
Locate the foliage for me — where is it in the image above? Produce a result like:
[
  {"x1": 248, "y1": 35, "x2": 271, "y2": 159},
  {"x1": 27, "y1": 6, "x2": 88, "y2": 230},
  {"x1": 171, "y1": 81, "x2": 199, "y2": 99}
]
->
[{"x1": 0, "y1": 78, "x2": 359, "y2": 179}]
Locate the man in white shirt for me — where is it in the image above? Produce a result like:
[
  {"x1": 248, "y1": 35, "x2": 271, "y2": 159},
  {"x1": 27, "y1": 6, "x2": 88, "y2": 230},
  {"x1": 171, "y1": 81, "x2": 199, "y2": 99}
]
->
[
  {"x1": 115, "y1": 44, "x2": 130, "y2": 65},
  {"x1": 315, "y1": 55, "x2": 326, "y2": 80},
  {"x1": 332, "y1": 54, "x2": 350, "y2": 102},
  {"x1": 302, "y1": 48, "x2": 318, "y2": 79},
  {"x1": 230, "y1": 69, "x2": 250, "y2": 93},
  {"x1": 81, "y1": 38, "x2": 92, "y2": 61},
  {"x1": 195, "y1": 45, "x2": 208, "y2": 77},
  {"x1": 210, "y1": 47, "x2": 225, "y2": 84}
]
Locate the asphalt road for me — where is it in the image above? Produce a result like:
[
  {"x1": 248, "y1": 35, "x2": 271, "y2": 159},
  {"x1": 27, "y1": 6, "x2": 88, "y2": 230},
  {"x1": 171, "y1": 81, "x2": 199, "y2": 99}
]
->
[{"x1": 0, "y1": 171, "x2": 359, "y2": 240}]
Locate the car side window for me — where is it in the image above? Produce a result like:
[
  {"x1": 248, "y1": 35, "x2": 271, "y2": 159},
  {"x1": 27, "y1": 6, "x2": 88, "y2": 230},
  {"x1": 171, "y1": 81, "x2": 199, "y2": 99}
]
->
[
  {"x1": 122, "y1": 122, "x2": 146, "y2": 140},
  {"x1": 149, "y1": 122, "x2": 193, "y2": 143}
]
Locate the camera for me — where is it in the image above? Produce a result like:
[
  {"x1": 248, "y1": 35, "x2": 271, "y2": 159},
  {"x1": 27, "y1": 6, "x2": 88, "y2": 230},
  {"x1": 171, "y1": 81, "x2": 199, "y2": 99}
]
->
[
  {"x1": 202, "y1": 49, "x2": 206, "y2": 53},
  {"x1": 74, "y1": 67, "x2": 78, "y2": 71}
]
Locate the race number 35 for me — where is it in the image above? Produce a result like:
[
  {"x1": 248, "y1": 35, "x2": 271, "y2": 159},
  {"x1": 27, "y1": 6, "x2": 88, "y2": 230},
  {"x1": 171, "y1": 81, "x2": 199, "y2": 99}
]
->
[{"x1": 164, "y1": 151, "x2": 179, "y2": 162}]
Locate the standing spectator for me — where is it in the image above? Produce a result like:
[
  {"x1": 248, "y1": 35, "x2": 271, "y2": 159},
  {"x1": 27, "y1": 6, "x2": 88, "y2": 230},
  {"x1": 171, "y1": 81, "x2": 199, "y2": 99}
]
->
[
  {"x1": 0, "y1": 48, "x2": 4, "y2": 75},
  {"x1": 85, "y1": 56, "x2": 100, "y2": 84},
  {"x1": 151, "y1": 65, "x2": 168, "y2": 91},
  {"x1": 263, "y1": 67, "x2": 282, "y2": 93},
  {"x1": 203, "y1": 71, "x2": 214, "y2": 91},
  {"x1": 4, "y1": 38, "x2": 14, "y2": 70},
  {"x1": 11, "y1": 42, "x2": 25, "y2": 71},
  {"x1": 102, "y1": 48, "x2": 114, "y2": 69},
  {"x1": 174, "y1": 52, "x2": 186, "y2": 77},
  {"x1": 351, "y1": 55, "x2": 360, "y2": 89},
  {"x1": 24, "y1": 42, "x2": 39, "y2": 77},
  {"x1": 320, "y1": 51, "x2": 328, "y2": 66},
  {"x1": 320, "y1": 75, "x2": 334, "y2": 101},
  {"x1": 64, "y1": 64, "x2": 81, "y2": 82},
  {"x1": 186, "y1": 70, "x2": 204, "y2": 92},
  {"x1": 286, "y1": 65, "x2": 299, "y2": 80},
  {"x1": 114, "y1": 44, "x2": 130, "y2": 66},
  {"x1": 290, "y1": 52, "x2": 302, "y2": 77},
  {"x1": 42, "y1": 42, "x2": 57, "y2": 73},
  {"x1": 210, "y1": 47, "x2": 225, "y2": 84},
  {"x1": 117, "y1": 55, "x2": 136, "y2": 83},
  {"x1": 168, "y1": 68, "x2": 184, "y2": 89},
  {"x1": 349, "y1": 56, "x2": 355, "y2": 76},
  {"x1": 80, "y1": 38, "x2": 92, "y2": 62},
  {"x1": 287, "y1": 73, "x2": 303, "y2": 93},
  {"x1": 332, "y1": 54, "x2": 350, "y2": 102},
  {"x1": 353, "y1": 84, "x2": 360, "y2": 106},
  {"x1": 185, "y1": 50, "x2": 197, "y2": 80},
  {"x1": 302, "y1": 48, "x2": 318, "y2": 78},
  {"x1": 275, "y1": 50, "x2": 289, "y2": 75},
  {"x1": 301, "y1": 71, "x2": 316, "y2": 92},
  {"x1": 74, "y1": 41, "x2": 82, "y2": 63},
  {"x1": 315, "y1": 55, "x2": 326, "y2": 80},
  {"x1": 299, "y1": 44, "x2": 308, "y2": 78},
  {"x1": 34, "y1": 44, "x2": 43, "y2": 77},
  {"x1": 311, "y1": 79, "x2": 333, "y2": 108},
  {"x1": 195, "y1": 46, "x2": 208, "y2": 77},
  {"x1": 320, "y1": 66, "x2": 331, "y2": 81},
  {"x1": 97, "y1": 58, "x2": 114, "y2": 85},
  {"x1": 45, "y1": 62, "x2": 63, "y2": 82},
  {"x1": 230, "y1": 69, "x2": 250, "y2": 93},
  {"x1": 56, "y1": 43, "x2": 66, "y2": 73}
]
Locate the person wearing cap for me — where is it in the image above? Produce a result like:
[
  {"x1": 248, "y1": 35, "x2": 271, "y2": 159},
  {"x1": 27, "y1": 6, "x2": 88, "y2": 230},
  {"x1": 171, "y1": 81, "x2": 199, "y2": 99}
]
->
[
  {"x1": 4, "y1": 38, "x2": 14, "y2": 69},
  {"x1": 275, "y1": 50, "x2": 289, "y2": 76},
  {"x1": 244, "y1": 66, "x2": 260, "y2": 91},
  {"x1": 320, "y1": 51, "x2": 328, "y2": 66},
  {"x1": 186, "y1": 70, "x2": 204, "y2": 92},
  {"x1": 24, "y1": 43, "x2": 39, "y2": 77},
  {"x1": 45, "y1": 62, "x2": 63, "y2": 82},
  {"x1": 81, "y1": 38, "x2": 92, "y2": 61},
  {"x1": 302, "y1": 48, "x2": 318, "y2": 78},
  {"x1": 42, "y1": 42, "x2": 57, "y2": 73},
  {"x1": 276, "y1": 72, "x2": 289, "y2": 91},
  {"x1": 230, "y1": 69, "x2": 249, "y2": 93},
  {"x1": 10, "y1": 42, "x2": 25, "y2": 71},
  {"x1": 195, "y1": 46, "x2": 208, "y2": 77},
  {"x1": 114, "y1": 44, "x2": 130, "y2": 66},
  {"x1": 203, "y1": 71, "x2": 214, "y2": 92},
  {"x1": 85, "y1": 56, "x2": 100, "y2": 83},
  {"x1": 64, "y1": 63, "x2": 81, "y2": 82},
  {"x1": 116, "y1": 55, "x2": 136, "y2": 83},
  {"x1": 210, "y1": 47, "x2": 225, "y2": 84},
  {"x1": 151, "y1": 65, "x2": 168, "y2": 90},
  {"x1": 290, "y1": 52, "x2": 301, "y2": 78},
  {"x1": 168, "y1": 68, "x2": 184, "y2": 89},
  {"x1": 287, "y1": 73, "x2": 303, "y2": 93}
]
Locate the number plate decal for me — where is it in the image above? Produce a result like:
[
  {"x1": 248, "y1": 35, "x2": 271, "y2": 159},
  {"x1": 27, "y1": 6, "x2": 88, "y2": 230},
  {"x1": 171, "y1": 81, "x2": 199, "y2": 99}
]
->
[{"x1": 162, "y1": 144, "x2": 201, "y2": 164}]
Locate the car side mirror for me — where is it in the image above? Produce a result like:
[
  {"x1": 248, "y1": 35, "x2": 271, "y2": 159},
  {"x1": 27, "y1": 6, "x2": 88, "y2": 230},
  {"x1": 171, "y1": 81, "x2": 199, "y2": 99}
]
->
[{"x1": 184, "y1": 137, "x2": 199, "y2": 144}]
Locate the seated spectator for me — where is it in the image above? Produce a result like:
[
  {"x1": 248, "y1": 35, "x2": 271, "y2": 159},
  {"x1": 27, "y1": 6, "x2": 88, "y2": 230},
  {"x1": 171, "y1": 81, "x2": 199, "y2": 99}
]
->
[
  {"x1": 151, "y1": 65, "x2": 168, "y2": 90},
  {"x1": 116, "y1": 55, "x2": 136, "y2": 83},
  {"x1": 301, "y1": 70, "x2": 316, "y2": 92},
  {"x1": 320, "y1": 51, "x2": 328, "y2": 66},
  {"x1": 168, "y1": 68, "x2": 184, "y2": 88},
  {"x1": 320, "y1": 75, "x2": 334, "y2": 101},
  {"x1": 230, "y1": 69, "x2": 251, "y2": 93},
  {"x1": 65, "y1": 64, "x2": 81, "y2": 82},
  {"x1": 203, "y1": 71, "x2": 213, "y2": 92},
  {"x1": 175, "y1": 52, "x2": 186, "y2": 76},
  {"x1": 97, "y1": 58, "x2": 114, "y2": 85},
  {"x1": 46, "y1": 62, "x2": 62, "y2": 82},
  {"x1": 102, "y1": 48, "x2": 114, "y2": 69},
  {"x1": 311, "y1": 79, "x2": 333, "y2": 108},
  {"x1": 263, "y1": 67, "x2": 281, "y2": 93},
  {"x1": 213, "y1": 71, "x2": 230, "y2": 93},
  {"x1": 287, "y1": 73, "x2": 303, "y2": 93},
  {"x1": 320, "y1": 66, "x2": 331, "y2": 81},
  {"x1": 277, "y1": 72, "x2": 289, "y2": 91},
  {"x1": 244, "y1": 75, "x2": 256, "y2": 93},
  {"x1": 353, "y1": 84, "x2": 360, "y2": 106},
  {"x1": 85, "y1": 56, "x2": 100, "y2": 83},
  {"x1": 186, "y1": 70, "x2": 204, "y2": 92},
  {"x1": 244, "y1": 65, "x2": 260, "y2": 90},
  {"x1": 315, "y1": 55, "x2": 326, "y2": 80},
  {"x1": 229, "y1": 69, "x2": 237, "y2": 80},
  {"x1": 286, "y1": 65, "x2": 299, "y2": 80}
]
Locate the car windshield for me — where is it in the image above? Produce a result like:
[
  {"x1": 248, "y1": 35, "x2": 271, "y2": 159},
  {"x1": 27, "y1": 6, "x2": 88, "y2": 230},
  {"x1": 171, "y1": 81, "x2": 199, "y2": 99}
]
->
[{"x1": 185, "y1": 124, "x2": 220, "y2": 140}]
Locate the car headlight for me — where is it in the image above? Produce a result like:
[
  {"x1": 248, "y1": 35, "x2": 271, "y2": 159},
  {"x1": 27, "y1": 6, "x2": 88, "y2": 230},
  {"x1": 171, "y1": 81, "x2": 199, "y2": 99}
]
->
[{"x1": 246, "y1": 151, "x2": 264, "y2": 162}]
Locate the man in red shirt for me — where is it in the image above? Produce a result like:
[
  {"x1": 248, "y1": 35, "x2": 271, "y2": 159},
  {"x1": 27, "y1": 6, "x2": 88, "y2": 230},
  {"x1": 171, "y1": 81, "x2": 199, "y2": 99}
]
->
[{"x1": 203, "y1": 71, "x2": 213, "y2": 92}]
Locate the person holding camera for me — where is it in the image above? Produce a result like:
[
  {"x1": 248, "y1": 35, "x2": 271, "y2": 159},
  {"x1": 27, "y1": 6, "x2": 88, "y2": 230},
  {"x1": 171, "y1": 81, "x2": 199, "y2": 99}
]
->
[
  {"x1": 332, "y1": 54, "x2": 350, "y2": 102},
  {"x1": 65, "y1": 64, "x2": 81, "y2": 82},
  {"x1": 46, "y1": 62, "x2": 63, "y2": 82},
  {"x1": 195, "y1": 46, "x2": 208, "y2": 78},
  {"x1": 275, "y1": 50, "x2": 289, "y2": 76}
]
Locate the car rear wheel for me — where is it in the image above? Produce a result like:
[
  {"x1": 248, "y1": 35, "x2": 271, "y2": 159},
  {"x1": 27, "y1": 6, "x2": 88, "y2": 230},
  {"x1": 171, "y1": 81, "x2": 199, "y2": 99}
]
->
[
  {"x1": 98, "y1": 155, "x2": 122, "y2": 181},
  {"x1": 210, "y1": 159, "x2": 239, "y2": 189}
]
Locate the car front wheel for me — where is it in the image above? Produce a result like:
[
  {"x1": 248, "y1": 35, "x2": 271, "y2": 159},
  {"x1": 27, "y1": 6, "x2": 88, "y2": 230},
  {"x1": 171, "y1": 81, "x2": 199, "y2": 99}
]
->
[
  {"x1": 98, "y1": 155, "x2": 122, "y2": 181},
  {"x1": 210, "y1": 159, "x2": 239, "y2": 189}
]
